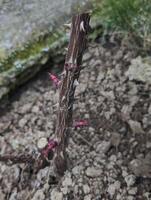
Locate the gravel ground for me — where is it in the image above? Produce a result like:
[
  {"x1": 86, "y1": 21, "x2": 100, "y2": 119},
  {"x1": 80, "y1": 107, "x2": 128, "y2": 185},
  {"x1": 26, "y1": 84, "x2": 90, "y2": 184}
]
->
[{"x1": 0, "y1": 37, "x2": 151, "y2": 200}]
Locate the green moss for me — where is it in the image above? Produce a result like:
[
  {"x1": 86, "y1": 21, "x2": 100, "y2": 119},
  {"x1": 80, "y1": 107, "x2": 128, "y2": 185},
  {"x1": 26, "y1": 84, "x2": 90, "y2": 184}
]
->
[{"x1": 0, "y1": 29, "x2": 64, "y2": 73}]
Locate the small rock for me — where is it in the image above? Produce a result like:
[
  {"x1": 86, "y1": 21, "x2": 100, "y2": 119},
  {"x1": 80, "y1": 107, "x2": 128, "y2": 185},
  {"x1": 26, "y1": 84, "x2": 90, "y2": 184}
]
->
[
  {"x1": 115, "y1": 50, "x2": 123, "y2": 61},
  {"x1": 146, "y1": 142, "x2": 151, "y2": 149},
  {"x1": 128, "y1": 120, "x2": 144, "y2": 134},
  {"x1": 84, "y1": 194, "x2": 92, "y2": 200},
  {"x1": 122, "y1": 170, "x2": 128, "y2": 178},
  {"x1": 18, "y1": 118, "x2": 27, "y2": 128},
  {"x1": 86, "y1": 167, "x2": 102, "y2": 178},
  {"x1": 127, "y1": 196, "x2": 134, "y2": 200},
  {"x1": 143, "y1": 192, "x2": 151, "y2": 200},
  {"x1": 128, "y1": 187, "x2": 137, "y2": 195},
  {"x1": 72, "y1": 165, "x2": 83, "y2": 175},
  {"x1": 62, "y1": 175, "x2": 72, "y2": 187},
  {"x1": 51, "y1": 189, "x2": 63, "y2": 200},
  {"x1": 126, "y1": 56, "x2": 151, "y2": 84},
  {"x1": 61, "y1": 187, "x2": 68, "y2": 195},
  {"x1": 110, "y1": 132, "x2": 121, "y2": 149},
  {"x1": 31, "y1": 190, "x2": 45, "y2": 200},
  {"x1": 125, "y1": 174, "x2": 136, "y2": 187},
  {"x1": 129, "y1": 155, "x2": 151, "y2": 178},
  {"x1": 129, "y1": 159, "x2": 142, "y2": 177},
  {"x1": 83, "y1": 184, "x2": 90, "y2": 194},
  {"x1": 37, "y1": 167, "x2": 49, "y2": 182},
  {"x1": 109, "y1": 155, "x2": 117, "y2": 162},
  {"x1": 19, "y1": 103, "x2": 33, "y2": 114},
  {"x1": 107, "y1": 181, "x2": 121, "y2": 198},
  {"x1": 83, "y1": 52, "x2": 91, "y2": 62},
  {"x1": 32, "y1": 105, "x2": 40, "y2": 113},
  {"x1": 96, "y1": 141, "x2": 111, "y2": 154}
]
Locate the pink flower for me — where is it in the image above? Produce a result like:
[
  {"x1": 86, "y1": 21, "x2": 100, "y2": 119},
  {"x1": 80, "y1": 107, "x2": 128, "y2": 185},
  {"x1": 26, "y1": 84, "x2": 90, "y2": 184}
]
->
[
  {"x1": 48, "y1": 73, "x2": 61, "y2": 88},
  {"x1": 73, "y1": 120, "x2": 89, "y2": 128}
]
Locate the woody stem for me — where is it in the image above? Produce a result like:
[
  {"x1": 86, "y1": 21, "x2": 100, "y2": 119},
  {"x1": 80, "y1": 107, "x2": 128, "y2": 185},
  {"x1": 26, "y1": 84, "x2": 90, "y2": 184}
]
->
[{"x1": 53, "y1": 13, "x2": 90, "y2": 176}]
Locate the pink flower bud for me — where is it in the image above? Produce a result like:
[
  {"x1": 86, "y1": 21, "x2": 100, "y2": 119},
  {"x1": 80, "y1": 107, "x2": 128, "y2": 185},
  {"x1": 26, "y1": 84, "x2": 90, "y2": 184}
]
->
[
  {"x1": 73, "y1": 120, "x2": 89, "y2": 128},
  {"x1": 48, "y1": 73, "x2": 61, "y2": 88},
  {"x1": 41, "y1": 139, "x2": 58, "y2": 158},
  {"x1": 47, "y1": 139, "x2": 58, "y2": 150}
]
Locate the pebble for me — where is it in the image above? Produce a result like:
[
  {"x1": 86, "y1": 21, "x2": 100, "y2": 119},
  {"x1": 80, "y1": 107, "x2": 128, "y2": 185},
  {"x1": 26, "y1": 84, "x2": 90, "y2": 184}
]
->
[
  {"x1": 62, "y1": 175, "x2": 72, "y2": 187},
  {"x1": 31, "y1": 190, "x2": 45, "y2": 200},
  {"x1": 72, "y1": 165, "x2": 83, "y2": 175},
  {"x1": 84, "y1": 194, "x2": 92, "y2": 200},
  {"x1": 51, "y1": 189, "x2": 63, "y2": 200},
  {"x1": 32, "y1": 105, "x2": 40, "y2": 113},
  {"x1": 86, "y1": 167, "x2": 102, "y2": 178},
  {"x1": 107, "y1": 181, "x2": 121, "y2": 198},
  {"x1": 125, "y1": 175, "x2": 136, "y2": 187},
  {"x1": 128, "y1": 120, "x2": 144, "y2": 134},
  {"x1": 83, "y1": 184, "x2": 90, "y2": 194},
  {"x1": 19, "y1": 103, "x2": 33, "y2": 114},
  {"x1": 96, "y1": 141, "x2": 111, "y2": 154},
  {"x1": 18, "y1": 118, "x2": 27, "y2": 128},
  {"x1": 128, "y1": 187, "x2": 137, "y2": 195}
]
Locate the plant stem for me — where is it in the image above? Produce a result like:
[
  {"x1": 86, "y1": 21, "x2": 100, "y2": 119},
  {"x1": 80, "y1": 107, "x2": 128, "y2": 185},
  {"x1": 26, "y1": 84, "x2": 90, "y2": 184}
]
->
[{"x1": 53, "y1": 13, "x2": 90, "y2": 176}]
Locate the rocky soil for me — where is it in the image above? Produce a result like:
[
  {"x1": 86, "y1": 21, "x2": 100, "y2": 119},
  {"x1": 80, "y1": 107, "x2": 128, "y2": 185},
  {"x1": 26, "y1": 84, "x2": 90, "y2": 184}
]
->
[{"x1": 0, "y1": 37, "x2": 151, "y2": 200}]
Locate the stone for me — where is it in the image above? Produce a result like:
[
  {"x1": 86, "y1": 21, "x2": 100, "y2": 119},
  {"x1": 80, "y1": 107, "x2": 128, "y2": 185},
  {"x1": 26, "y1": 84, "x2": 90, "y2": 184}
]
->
[
  {"x1": 84, "y1": 194, "x2": 92, "y2": 200},
  {"x1": 86, "y1": 167, "x2": 102, "y2": 178},
  {"x1": 51, "y1": 189, "x2": 63, "y2": 200},
  {"x1": 124, "y1": 175, "x2": 136, "y2": 187},
  {"x1": 31, "y1": 190, "x2": 45, "y2": 200},
  {"x1": 107, "y1": 181, "x2": 121, "y2": 198},
  {"x1": 146, "y1": 142, "x2": 151, "y2": 148},
  {"x1": 127, "y1": 196, "x2": 134, "y2": 200},
  {"x1": 72, "y1": 165, "x2": 84, "y2": 175},
  {"x1": 62, "y1": 176, "x2": 72, "y2": 187},
  {"x1": 96, "y1": 141, "x2": 111, "y2": 154},
  {"x1": 128, "y1": 187, "x2": 137, "y2": 195},
  {"x1": 18, "y1": 118, "x2": 27, "y2": 128},
  {"x1": 129, "y1": 155, "x2": 151, "y2": 178},
  {"x1": 109, "y1": 155, "x2": 117, "y2": 162},
  {"x1": 32, "y1": 105, "x2": 40, "y2": 113},
  {"x1": 37, "y1": 137, "x2": 48, "y2": 149},
  {"x1": 110, "y1": 132, "x2": 121, "y2": 149},
  {"x1": 115, "y1": 50, "x2": 123, "y2": 61},
  {"x1": 126, "y1": 56, "x2": 151, "y2": 84},
  {"x1": 19, "y1": 103, "x2": 33, "y2": 114},
  {"x1": 61, "y1": 187, "x2": 68, "y2": 195},
  {"x1": 37, "y1": 167, "x2": 49, "y2": 182},
  {"x1": 83, "y1": 184, "x2": 90, "y2": 194},
  {"x1": 128, "y1": 120, "x2": 144, "y2": 134}
]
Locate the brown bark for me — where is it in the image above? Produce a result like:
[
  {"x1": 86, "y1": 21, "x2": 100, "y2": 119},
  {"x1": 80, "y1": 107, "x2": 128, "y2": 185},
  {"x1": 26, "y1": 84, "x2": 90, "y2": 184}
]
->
[{"x1": 53, "y1": 13, "x2": 90, "y2": 176}]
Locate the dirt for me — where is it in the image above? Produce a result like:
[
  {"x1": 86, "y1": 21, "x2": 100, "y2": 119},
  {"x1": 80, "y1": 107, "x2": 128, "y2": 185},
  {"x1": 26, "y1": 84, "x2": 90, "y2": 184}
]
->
[{"x1": 0, "y1": 36, "x2": 151, "y2": 200}]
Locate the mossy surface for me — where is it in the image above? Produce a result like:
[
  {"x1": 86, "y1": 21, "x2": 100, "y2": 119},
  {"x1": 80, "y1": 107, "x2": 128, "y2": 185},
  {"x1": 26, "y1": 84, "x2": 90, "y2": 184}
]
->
[
  {"x1": 0, "y1": 29, "x2": 64, "y2": 73},
  {"x1": 0, "y1": 27, "x2": 68, "y2": 100},
  {"x1": 0, "y1": 2, "x2": 103, "y2": 101}
]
